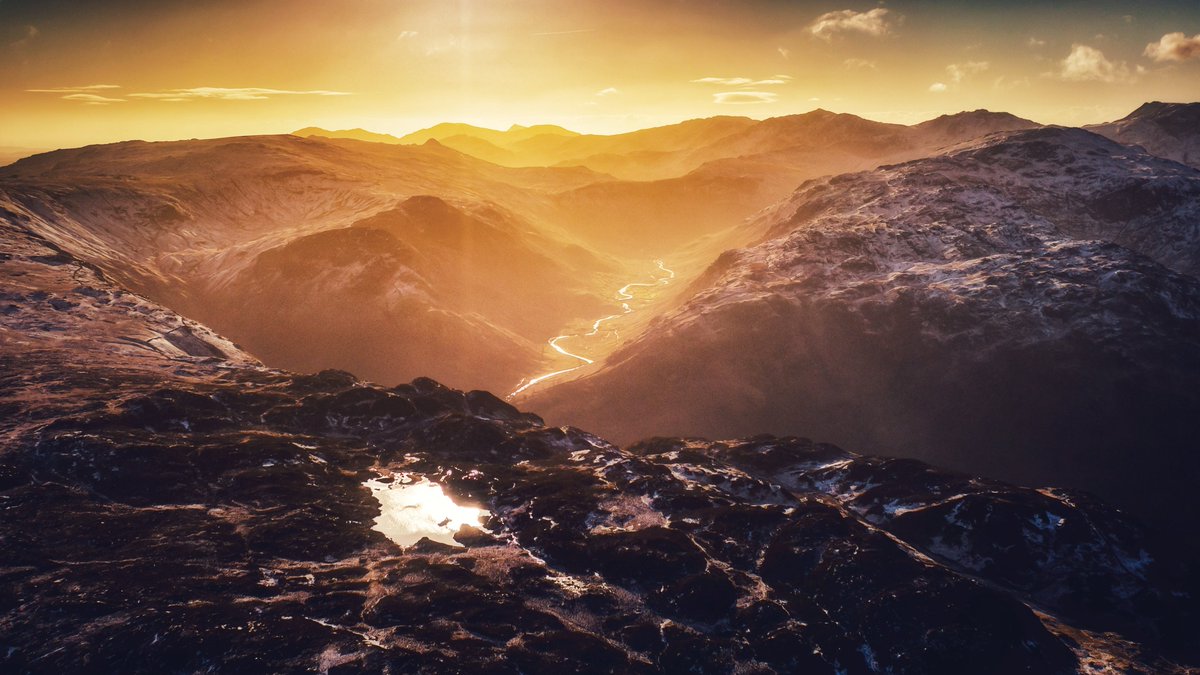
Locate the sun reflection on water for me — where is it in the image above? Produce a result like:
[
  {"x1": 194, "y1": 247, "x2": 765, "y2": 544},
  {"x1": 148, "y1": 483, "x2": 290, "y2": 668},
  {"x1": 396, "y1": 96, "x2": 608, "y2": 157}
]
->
[{"x1": 364, "y1": 475, "x2": 490, "y2": 548}]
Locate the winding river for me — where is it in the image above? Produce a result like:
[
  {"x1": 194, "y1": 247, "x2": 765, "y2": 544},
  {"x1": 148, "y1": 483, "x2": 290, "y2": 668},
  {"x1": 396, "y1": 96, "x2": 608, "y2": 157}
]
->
[{"x1": 508, "y1": 259, "x2": 675, "y2": 398}]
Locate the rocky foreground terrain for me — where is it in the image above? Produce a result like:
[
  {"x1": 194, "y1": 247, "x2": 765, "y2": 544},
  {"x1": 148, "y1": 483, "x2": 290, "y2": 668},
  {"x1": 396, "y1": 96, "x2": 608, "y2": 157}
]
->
[{"x1": 2, "y1": 171, "x2": 1198, "y2": 673}]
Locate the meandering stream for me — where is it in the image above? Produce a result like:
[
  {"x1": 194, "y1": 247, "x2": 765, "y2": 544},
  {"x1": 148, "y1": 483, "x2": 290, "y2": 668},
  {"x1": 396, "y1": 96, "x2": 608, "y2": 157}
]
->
[{"x1": 508, "y1": 259, "x2": 675, "y2": 398}]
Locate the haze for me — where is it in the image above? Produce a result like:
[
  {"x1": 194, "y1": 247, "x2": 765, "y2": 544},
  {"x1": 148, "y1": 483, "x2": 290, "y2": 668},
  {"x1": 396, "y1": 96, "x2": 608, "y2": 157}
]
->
[{"x1": 3, "y1": 0, "x2": 1200, "y2": 153}]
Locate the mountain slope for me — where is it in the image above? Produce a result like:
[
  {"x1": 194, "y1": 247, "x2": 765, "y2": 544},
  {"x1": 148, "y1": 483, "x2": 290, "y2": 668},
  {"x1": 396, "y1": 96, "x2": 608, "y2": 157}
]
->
[
  {"x1": 0, "y1": 134, "x2": 623, "y2": 392},
  {"x1": 398, "y1": 122, "x2": 580, "y2": 146},
  {"x1": 1089, "y1": 102, "x2": 1200, "y2": 169},
  {"x1": 1, "y1": 218, "x2": 1195, "y2": 671},
  {"x1": 526, "y1": 127, "x2": 1200, "y2": 538},
  {"x1": 543, "y1": 109, "x2": 1043, "y2": 254},
  {"x1": 293, "y1": 126, "x2": 405, "y2": 144},
  {"x1": 304, "y1": 110, "x2": 1039, "y2": 186}
]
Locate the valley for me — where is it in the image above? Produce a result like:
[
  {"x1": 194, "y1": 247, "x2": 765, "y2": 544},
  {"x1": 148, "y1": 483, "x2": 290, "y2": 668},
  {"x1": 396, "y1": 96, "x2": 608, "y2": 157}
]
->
[{"x1": 509, "y1": 259, "x2": 677, "y2": 398}]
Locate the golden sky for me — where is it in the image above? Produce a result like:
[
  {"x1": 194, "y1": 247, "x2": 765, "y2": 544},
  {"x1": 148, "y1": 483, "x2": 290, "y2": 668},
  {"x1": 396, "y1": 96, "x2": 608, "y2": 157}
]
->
[{"x1": 2, "y1": 0, "x2": 1199, "y2": 151}]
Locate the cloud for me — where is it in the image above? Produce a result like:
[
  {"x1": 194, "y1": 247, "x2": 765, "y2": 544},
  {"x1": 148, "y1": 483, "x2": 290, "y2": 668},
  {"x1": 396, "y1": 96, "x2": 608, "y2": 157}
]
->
[
  {"x1": 1056, "y1": 44, "x2": 1130, "y2": 82},
  {"x1": 843, "y1": 58, "x2": 877, "y2": 70},
  {"x1": 27, "y1": 85, "x2": 126, "y2": 104},
  {"x1": 808, "y1": 8, "x2": 893, "y2": 41},
  {"x1": 28, "y1": 85, "x2": 349, "y2": 105},
  {"x1": 9, "y1": 24, "x2": 38, "y2": 49},
  {"x1": 595, "y1": 87, "x2": 619, "y2": 97},
  {"x1": 946, "y1": 61, "x2": 989, "y2": 83},
  {"x1": 693, "y1": 76, "x2": 752, "y2": 86},
  {"x1": 1144, "y1": 32, "x2": 1200, "y2": 62},
  {"x1": 691, "y1": 76, "x2": 789, "y2": 87},
  {"x1": 778, "y1": 46, "x2": 791, "y2": 59},
  {"x1": 928, "y1": 82, "x2": 948, "y2": 93},
  {"x1": 1027, "y1": 37, "x2": 1046, "y2": 48},
  {"x1": 530, "y1": 29, "x2": 595, "y2": 37},
  {"x1": 713, "y1": 91, "x2": 778, "y2": 105},
  {"x1": 128, "y1": 87, "x2": 352, "y2": 101},
  {"x1": 61, "y1": 93, "x2": 125, "y2": 105},
  {"x1": 27, "y1": 84, "x2": 121, "y2": 93},
  {"x1": 396, "y1": 31, "x2": 419, "y2": 40},
  {"x1": 992, "y1": 75, "x2": 1031, "y2": 91}
]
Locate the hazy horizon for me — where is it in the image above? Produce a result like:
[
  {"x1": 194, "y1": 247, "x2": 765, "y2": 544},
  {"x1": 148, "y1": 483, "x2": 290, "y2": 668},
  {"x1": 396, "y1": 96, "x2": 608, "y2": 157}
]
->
[{"x1": 3, "y1": 0, "x2": 1199, "y2": 150}]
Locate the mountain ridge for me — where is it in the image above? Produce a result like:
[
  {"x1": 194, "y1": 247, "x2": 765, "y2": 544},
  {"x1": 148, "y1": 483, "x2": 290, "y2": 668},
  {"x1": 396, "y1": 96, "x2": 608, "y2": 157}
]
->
[{"x1": 526, "y1": 124, "x2": 1200, "y2": 543}]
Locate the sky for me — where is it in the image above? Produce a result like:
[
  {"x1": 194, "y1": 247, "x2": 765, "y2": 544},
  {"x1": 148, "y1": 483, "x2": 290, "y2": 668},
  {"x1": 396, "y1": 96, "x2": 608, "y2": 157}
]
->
[{"x1": 1, "y1": 0, "x2": 1199, "y2": 151}]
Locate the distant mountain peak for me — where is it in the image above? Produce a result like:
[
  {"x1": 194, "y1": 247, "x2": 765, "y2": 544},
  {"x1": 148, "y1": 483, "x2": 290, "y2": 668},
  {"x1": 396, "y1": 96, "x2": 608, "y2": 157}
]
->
[
  {"x1": 1124, "y1": 100, "x2": 1197, "y2": 119},
  {"x1": 292, "y1": 126, "x2": 403, "y2": 144},
  {"x1": 1089, "y1": 101, "x2": 1200, "y2": 167}
]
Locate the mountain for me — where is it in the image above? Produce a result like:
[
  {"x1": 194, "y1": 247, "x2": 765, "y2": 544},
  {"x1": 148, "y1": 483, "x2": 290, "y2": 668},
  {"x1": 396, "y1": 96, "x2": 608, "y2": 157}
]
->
[
  {"x1": 526, "y1": 127, "x2": 1200, "y2": 541},
  {"x1": 293, "y1": 126, "x2": 405, "y2": 144},
  {"x1": 540, "y1": 109, "x2": 1042, "y2": 254},
  {"x1": 0, "y1": 134, "x2": 623, "y2": 393},
  {"x1": 912, "y1": 109, "x2": 1042, "y2": 148},
  {"x1": 1089, "y1": 102, "x2": 1200, "y2": 169},
  {"x1": 1, "y1": 218, "x2": 1195, "y2": 672},
  {"x1": 5, "y1": 112, "x2": 1043, "y2": 397},
  {"x1": 208, "y1": 194, "x2": 615, "y2": 391},
  {"x1": 302, "y1": 111, "x2": 1039, "y2": 185},
  {"x1": 393, "y1": 117, "x2": 759, "y2": 181},
  {"x1": 397, "y1": 122, "x2": 581, "y2": 146}
]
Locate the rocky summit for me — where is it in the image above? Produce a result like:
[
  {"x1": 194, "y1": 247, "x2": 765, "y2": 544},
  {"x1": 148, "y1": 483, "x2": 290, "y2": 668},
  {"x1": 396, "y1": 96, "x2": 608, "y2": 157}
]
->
[{"x1": 1, "y1": 205, "x2": 1197, "y2": 674}]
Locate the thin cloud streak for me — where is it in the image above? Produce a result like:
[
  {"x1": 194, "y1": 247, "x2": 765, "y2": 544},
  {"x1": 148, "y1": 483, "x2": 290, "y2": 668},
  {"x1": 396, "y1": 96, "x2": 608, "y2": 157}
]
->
[
  {"x1": 713, "y1": 91, "x2": 777, "y2": 104},
  {"x1": 691, "y1": 76, "x2": 790, "y2": 87},
  {"x1": 27, "y1": 84, "x2": 122, "y2": 93},
  {"x1": 61, "y1": 93, "x2": 124, "y2": 105},
  {"x1": 128, "y1": 88, "x2": 352, "y2": 101},
  {"x1": 530, "y1": 29, "x2": 595, "y2": 37},
  {"x1": 27, "y1": 85, "x2": 351, "y2": 105}
]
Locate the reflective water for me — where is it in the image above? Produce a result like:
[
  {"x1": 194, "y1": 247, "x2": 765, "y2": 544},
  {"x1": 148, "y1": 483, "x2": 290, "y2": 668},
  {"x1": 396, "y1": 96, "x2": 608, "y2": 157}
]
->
[{"x1": 364, "y1": 475, "x2": 490, "y2": 548}]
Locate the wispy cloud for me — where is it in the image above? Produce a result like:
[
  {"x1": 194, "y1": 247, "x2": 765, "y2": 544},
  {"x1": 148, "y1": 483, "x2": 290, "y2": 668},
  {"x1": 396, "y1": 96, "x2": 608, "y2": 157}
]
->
[
  {"x1": 128, "y1": 87, "x2": 352, "y2": 101},
  {"x1": 713, "y1": 91, "x2": 778, "y2": 105},
  {"x1": 777, "y1": 46, "x2": 791, "y2": 59},
  {"x1": 27, "y1": 84, "x2": 121, "y2": 93},
  {"x1": 28, "y1": 85, "x2": 351, "y2": 105},
  {"x1": 843, "y1": 58, "x2": 877, "y2": 70},
  {"x1": 808, "y1": 8, "x2": 893, "y2": 41},
  {"x1": 62, "y1": 93, "x2": 125, "y2": 105},
  {"x1": 1144, "y1": 32, "x2": 1200, "y2": 62},
  {"x1": 27, "y1": 84, "x2": 125, "y2": 105},
  {"x1": 946, "y1": 61, "x2": 989, "y2": 83},
  {"x1": 595, "y1": 87, "x2": 619, "y2": 97},
  {"x1": 530, "y1": 29, "x2": 595, "y2": 37},
  {"x1": 928, "y1": 82, "x2": 948, "y2": 93},
  {"x1": 9, "y1": 24, "x2": 38, "y2": 49},
  {"x1": 691, "y1": 76, "x2": 790, "y2": 87},
  {"x1": 1054, "y1": 44, "x2": 1132, "y2": 82}
]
